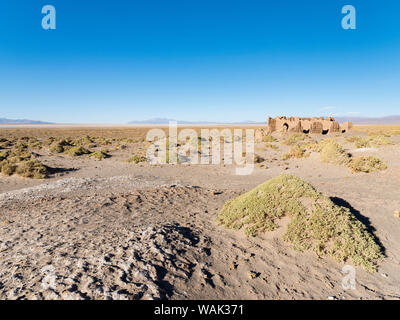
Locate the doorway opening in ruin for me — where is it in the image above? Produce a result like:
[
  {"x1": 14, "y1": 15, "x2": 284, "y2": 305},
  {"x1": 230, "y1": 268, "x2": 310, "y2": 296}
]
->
[
  {"x1": 342, "y1": 130, "x2": 346, "y2": 133},
  {"x1": 283, "y1": 123, "x2": 289, "y2": 132},
  {"x1": 322, "y1": 129, "x2": 329, "y2": 135},
  {"x1": 303, "y1": 129, "x2": 310, "y2": 134}
]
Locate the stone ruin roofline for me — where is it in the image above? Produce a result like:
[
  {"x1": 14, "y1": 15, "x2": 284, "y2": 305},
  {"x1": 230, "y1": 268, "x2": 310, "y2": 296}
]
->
[
  {"x1": 266, "y1": 116, "x2": 353, "y2": 134},
  {"x1": 276, "y1": 116, "x2": 336, "y2": 121}
]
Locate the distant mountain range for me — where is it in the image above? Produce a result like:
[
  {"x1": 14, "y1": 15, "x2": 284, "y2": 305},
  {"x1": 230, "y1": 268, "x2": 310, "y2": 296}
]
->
[
  {"x1": 1, "y1": 116, "x2": 399, "y2": 125},
  {"x1": 128, "y1": 116, "x2": 400, "y2": 125},
  {"x1": 335, "y1": 115, "x2": 400, "y2": 125},
  {"x1": 128, "y1": 118, "x2": 264, "y2": 125},
  {"x1": 0, "y1": 118, "x2": 53, "y2": 124}
]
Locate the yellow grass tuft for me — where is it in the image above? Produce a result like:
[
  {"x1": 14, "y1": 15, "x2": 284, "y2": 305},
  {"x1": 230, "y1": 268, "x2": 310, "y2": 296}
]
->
[
  {"x1": 282, "y1": 133, "x2": 308, "y2": 146},
  {"x1": 265, "y1": 143, "x2": 279, "y2": 150},
  {"x1": 15, "y1": 159, "x2": 49, "y2": 179},
  {"x1": 282, "y1": 144, "x2": 309, "y2": 160},
  {"x1": 348, "y1": 156, "x2": 388, "y2": 173},
  {"x1": 126, "y1": 155, "x2": 147, "y2": 164},
  {"x1": 1, "y1": 162, "x2": 17, "y2": 176},
  {"x1": 315, "y1": 139, "x2": 387, "y2": 173},
  {"x1": 64, "y1": 146, "x2": 92, "y2": 157},
  {"x1": 319, "y1": 139, "x2": 351, "y2": 165},
  {"x1": 261, "y1": 135, "x2": 277, "y2": 143},
  {"x1": 89, "y1": 150, "x2": 110, "y2": 160},
  {"x1": 346, "y1": 135, "x2": 393, "y2": 148}
]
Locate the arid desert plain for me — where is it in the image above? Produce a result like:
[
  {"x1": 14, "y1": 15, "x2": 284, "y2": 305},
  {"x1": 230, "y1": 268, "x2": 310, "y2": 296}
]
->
[{"x1": 0, "y1": 124, "x2": 400, "y2": 300}]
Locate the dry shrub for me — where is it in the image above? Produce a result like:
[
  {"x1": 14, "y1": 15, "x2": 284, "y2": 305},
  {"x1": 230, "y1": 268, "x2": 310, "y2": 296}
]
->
[
  {"x1": 367, "y1": 131, "x2": 392, "y2": 137},
  {"x1": 282, "y1": 144, "x2": 309, "y2": 160},
  {"x1": 1, "y1": 162, "x2": 17, "y2": 176},
  {"x1": 45, "y1": 137, "x2": 56, "y2": 145},
  {"x1": 58, "y1": 139, "x2": 74, "y2": 146},
  {"x1": 315, "y1": 139, "x2": 387, "y2": 173},
  {"x1": 265, "y1": 143, "x2": 279, "y2": 150},
  {"x1": 348, "y1": 156, "x2": 388, "y2": 173},
  {"x1": 282, "y1": 133, "x2": 308, "y2": 146},
  {"x1": 0, "y1": 139, "x2": 13, "y2": 149},
  {"x1": 347, "y1": 135, "x2": 393, "y2": 148},
  {"x1": 15, "y1": 160, "x2": 48, "y2": 179},
  {"x1": 319, "y1": 139, "x2": 351, "y2": 165},
  {"x1": 89, "y1": 150, "x2": 110, "y2": 160},
  {"x1": 0, "y1": 150, "x2": 11, "y2": 161},
  {"x1": 64, "y1": 146, "x2": 92, "y2": 157},
  {"x1": 262, "y1": 135, "x2": 277, "y2": 143},
  {"x1": 126, "y1": 155, "x2": 147, "y2": 164},
  {"x1": 50, "y1": 144, "x2": 64, "y2": 153}
]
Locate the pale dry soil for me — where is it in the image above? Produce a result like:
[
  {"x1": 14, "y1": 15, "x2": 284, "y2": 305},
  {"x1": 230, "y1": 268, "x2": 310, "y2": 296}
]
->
[{"x1": 0, "y1": 131, "x2": 400, "y2": 300}]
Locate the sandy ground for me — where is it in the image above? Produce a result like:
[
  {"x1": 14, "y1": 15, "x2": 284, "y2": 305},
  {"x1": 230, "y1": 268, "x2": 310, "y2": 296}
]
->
[{"x1": 1, "y1": 129, "x2": 400, "y2": 300}]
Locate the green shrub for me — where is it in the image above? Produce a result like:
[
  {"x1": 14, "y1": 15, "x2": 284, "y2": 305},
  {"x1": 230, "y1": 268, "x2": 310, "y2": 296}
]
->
[{"x1": 217, "y1": 174, "x2": 383, "y2": 272}]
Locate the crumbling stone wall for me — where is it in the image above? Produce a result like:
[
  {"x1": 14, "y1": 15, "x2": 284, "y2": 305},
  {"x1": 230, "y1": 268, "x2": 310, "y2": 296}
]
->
[{"x1": 266, "y1": 116, "x2": 352, "y2": 135}]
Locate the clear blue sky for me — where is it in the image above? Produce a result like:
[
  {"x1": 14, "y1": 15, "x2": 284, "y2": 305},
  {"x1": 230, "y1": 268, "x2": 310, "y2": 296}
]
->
[{"x1": 1, "y1": 0, "x2": 399, "y2": 123}]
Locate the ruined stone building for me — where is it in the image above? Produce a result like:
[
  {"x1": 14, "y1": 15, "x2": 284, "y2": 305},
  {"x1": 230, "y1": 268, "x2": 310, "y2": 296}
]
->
[{"x1": 267, "y1": 116, "x2": 352, "y2": 135}]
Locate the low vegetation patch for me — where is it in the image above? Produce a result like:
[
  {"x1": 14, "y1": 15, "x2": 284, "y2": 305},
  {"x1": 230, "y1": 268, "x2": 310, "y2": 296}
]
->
[
  {"x1": 1, "y1": 162, "x2": 17, "y2": 176},
  {"x1": 313, "y1": 139, "x2": 387, "y2": 173},
  {"x1": 217, "y1": 174, "x2": 383, "y2": 272},
  {"x1": 367, "y1": 131, "x2": 392, "y2": 137},
  {"x1": 15, "y1": 159, "x2": 49, "y2": 179},
  {"x1": 89, "y1": 150, "x2": 110, "y2": 160},
  {"x1": 348, "y1": 156, "x2": 388, "y2": 173},
  {"x1": 64, "y1": 146, "x2": 92, "y2": 157},
  {"x1": 318, "y1": 139, "x2": 352, "y2": 165},
  {"x1": 265, "y1": 143, "x2": 279, "y2": 150},
  {"x1": 261, "y1": 135, "x2": 277, "y2": 143},
  {"x1": 282, "y1": 144, "x2": 310, "y2": 160},
  {"x1": 126, "y1": 155, "x2": 147, "y2": 164},
  {"x1": 0, "y1": 149, "x2": 49, "y2": 179},
  {"x1": 282, "y1": 133, "x2": 308, "y2": 146},
  {"x1": 346, "y1": 135, "x2": 393, "y2": 148},
  {"x1": 50, "y1": 144, "x2": 64, "y2": 153}
]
